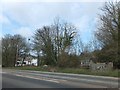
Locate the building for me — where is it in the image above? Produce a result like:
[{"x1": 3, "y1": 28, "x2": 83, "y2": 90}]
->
[
  {"x1": 80, "y1": 58, "x2": 113, "y2": 70},
  {"x1": 15, "y1": 56, "x2": 38, "y2": 66}
]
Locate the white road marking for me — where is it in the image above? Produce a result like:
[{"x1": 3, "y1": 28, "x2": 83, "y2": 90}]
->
[
  {"x1": 14, "y1": 72, "x2": 113, "y2": 82},
  {"x1": 15, "y1": 71, "x2": 118, "y2": 87},
  {"x1": 12, "y1": 71, "x2": 119, "y2": 86},
  {"x1": 1, "y1": 72, "x2": 7, "y2": 74},
  {"x1": 19, "y1": 70, "x2": 119, "y2": 80},
  {"x1": 14, "y1": 74, "x2": 60, "y2": 83},
  {"x1": 3, "y1": 70, "x2": 118, "y2": 87},
  {"x1": 15, "y1": 71, "x2": 67, "y2": 82}
]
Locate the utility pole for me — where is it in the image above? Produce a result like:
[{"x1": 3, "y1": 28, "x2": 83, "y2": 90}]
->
[
  {"x1": 16, "y1": 44, "x2": 18, "y2": 66},
  {"x1": 15, "y1": 37, "x2": 20, "y2": 67},
  {"x1": 28, "y1": 38, "x2": 31, "y2": 65}
]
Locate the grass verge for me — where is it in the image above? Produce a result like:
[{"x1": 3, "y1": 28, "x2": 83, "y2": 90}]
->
[{"x1": 3, "y1": 66, "x2": 120, "y2": 77}]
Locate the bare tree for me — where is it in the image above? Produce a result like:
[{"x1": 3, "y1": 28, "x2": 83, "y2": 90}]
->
[
  {"x1": 33, "y1": 19, "x2": 77, "y2": 67},
  {"x1": 2, "y1": 34, "x2": 29, "y2": 67},
  {"x1": 95, "y1": 2, "x2": 119, "y2": 47},
  {"x1": 33, "y1": 26, "x2": 57, "y2": 66},
  {"x1": 94, "y1": 2, "x2": 120, "y2": 68}
]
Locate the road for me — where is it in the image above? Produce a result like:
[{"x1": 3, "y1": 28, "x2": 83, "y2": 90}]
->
[{"x1": 2, "y1": 69, "x2": 119, "y2": 89}]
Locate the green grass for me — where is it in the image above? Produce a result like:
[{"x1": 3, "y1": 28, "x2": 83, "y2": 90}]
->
[
  {"x1": 3, "y1": 66, "x2": 120, "y2": 77},
  {"x1": 57, "y1": 67, "x2": 119, "y2": 77}
]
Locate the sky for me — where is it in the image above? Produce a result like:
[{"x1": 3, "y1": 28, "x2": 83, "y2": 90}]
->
[{"x1": 0, "y1": 0, "x2": 119, "y2": 44}]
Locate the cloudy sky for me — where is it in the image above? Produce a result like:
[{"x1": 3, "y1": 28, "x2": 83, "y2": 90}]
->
[{"x1": 0, "y1": 0, "x2": 118, "y2": 43}]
